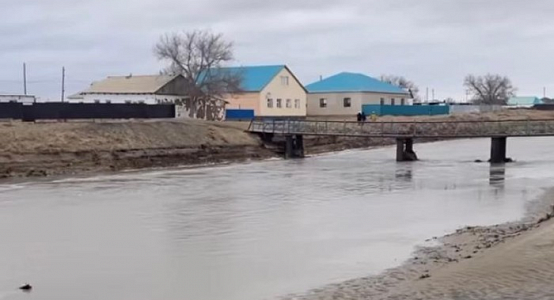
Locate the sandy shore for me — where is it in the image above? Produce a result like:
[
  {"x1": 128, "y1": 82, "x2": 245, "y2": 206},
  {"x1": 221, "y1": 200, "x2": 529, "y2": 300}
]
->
[{"x1": 284, "y1": 190, "x2": 554, "y2": 300}]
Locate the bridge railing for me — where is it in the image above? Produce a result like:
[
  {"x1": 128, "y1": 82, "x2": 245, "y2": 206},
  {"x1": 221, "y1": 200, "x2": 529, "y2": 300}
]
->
[{"x1": 248, "y1": 118, "x2": 554, "y2": 138}]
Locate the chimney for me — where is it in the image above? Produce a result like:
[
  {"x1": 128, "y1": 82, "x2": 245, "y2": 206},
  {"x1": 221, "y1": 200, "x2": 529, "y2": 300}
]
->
[{"x1": 319, "y1": 75, "x2": 323, "y2": 81}]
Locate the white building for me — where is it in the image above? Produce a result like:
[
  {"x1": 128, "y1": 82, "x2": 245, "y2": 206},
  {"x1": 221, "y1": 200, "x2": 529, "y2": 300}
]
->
[
  {"x1": 69, "y1": 74, "x2": 227, "y2": 121},
  {"x1": 306, "y1": 72, "x2": 412, "y2": 116},
  {"x1": 68, "y1": 74, "x2": 189, "y2": 104},
  {"x1": 0, "y1": 94, "x2": 36, "y2": 103}
]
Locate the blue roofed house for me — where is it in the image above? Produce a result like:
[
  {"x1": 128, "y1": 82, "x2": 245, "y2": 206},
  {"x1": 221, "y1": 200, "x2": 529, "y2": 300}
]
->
[
  {"x1": 507, "y1": 96, "x2": 542, "y2": 108},
  {"x1": 217, "y1": 65, "x2": 307, "y2": 117},
  {"x1": 305, "y1": 72, "x2": 411, "y2": 116}
]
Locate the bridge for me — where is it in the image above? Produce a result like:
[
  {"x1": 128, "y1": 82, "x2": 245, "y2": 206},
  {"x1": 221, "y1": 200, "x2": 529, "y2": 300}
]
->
[{"x1": 248, "y1": 118, "x2": 554, "y2": 163}]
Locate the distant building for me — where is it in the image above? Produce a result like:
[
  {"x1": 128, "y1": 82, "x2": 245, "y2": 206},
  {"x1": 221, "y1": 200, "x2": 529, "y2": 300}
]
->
[
  {"x1": 305, "y1": 72, "x2": 411, "y2": 116},
  {"x1": 0, "y1": 94, "x2": 36, "y2": 103},
  {"x1": 208, "y1": 65, "x2": 307, "y2": 117},
  {"x1": 507, "y1": 96, "x2": 542, "y2": 108},
  {"x1": 69, "y1": 74, "x2": 226, "y2": 121},
  {"x1": 68, "y1": 74, "x2": 189, "y2": 104}
]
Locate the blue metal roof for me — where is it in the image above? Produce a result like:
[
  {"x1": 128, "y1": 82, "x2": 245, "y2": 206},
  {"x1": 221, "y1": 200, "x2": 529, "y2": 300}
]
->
[
  {"x1": 306, "y1": 72, "x2": 408, "y2": 94},
  {"x1": 507, "y1": 96, "x2": 542, "y2": 106},
  {"x1": 199, "y1": 65, "x2": 285, "y2": 92}
]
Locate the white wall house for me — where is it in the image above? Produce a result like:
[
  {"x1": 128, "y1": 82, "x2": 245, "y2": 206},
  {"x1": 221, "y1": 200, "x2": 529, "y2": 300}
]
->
[
  {"x1": 306, "y1": 72, "x2": 412, "y2": 116},
  {"x1": 0, "y1": 95, "x2": 36, "y2": 103},
  {"x1": 68, "y1": 74, "x2": 189, "y2": 104},
  {"x1": 214, "y1": 65, "x2": 307, "y2": 117},
  {"x1": 68, "y1": 74, "x2": 226, "y2": 121}
]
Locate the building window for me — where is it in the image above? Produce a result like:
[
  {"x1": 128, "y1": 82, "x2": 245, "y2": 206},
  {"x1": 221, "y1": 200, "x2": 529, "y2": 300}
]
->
[
  {"x1": 94, "y1": 99, "x2": 100, "y2": 103},
  {"x1": 276, "y1": 99, "x2": 282, "y2": 108},
  {"x1": 343, "y1": 97, "x2": 351, "y2": 107},
  {"x1": 380, "y1": 98, "x2": 385, "y2": 105},
  {"x1": 125, "y1": 100, "x2": 132, "y2": 104},
  {"x1": 138, "y1": 100, "x2": 145, "y2": 104},
  {"x1": 294, "y1": 99, "x2": 300, "y2": 108},
  {"x1": 105, "y1": 100, "x2": 111, "y2": 104},
  {"x1": 391, "y1": 98, "x2": 395, "y2": 105},
  {"x1": 319, "y1": 98, "x2": 327, "y2": 108},
  {"x1": 286, "y1": 99, "x2": 292, "y2": 108},
  {"x1": 280, "y1": 76, "x2": 289, "y2": 86},
  {"x1": 401, "y1": 98, "x2": 405, "y2": 105},
  {"x1": 267, "y1": 98, "x2": 273, "y2": 108}
]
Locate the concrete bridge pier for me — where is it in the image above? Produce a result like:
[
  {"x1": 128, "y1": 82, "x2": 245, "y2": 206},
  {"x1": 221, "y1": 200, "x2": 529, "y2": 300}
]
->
[
  {"x1": 490, "y1": 137, "x2": 507, "y2": 164},
  {"x1": 285, "y1": 134, "x2": 305, "y2": 159},
  {"x1": 396, "y1": 138, "x2": 418, "y2": 162}
]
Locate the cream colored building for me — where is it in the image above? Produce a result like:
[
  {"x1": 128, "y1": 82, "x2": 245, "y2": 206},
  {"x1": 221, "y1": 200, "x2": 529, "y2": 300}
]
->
[
  {"x1": 306, "y1": 72, "x2": 412, "y2": 116},
  {"x1": 219, "y1": 65, "x2": 307, "y2": 117}
]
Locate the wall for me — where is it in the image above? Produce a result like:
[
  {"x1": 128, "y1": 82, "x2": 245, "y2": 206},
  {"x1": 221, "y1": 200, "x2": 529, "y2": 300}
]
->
[
  {"x1": 362, "y1": 105, "x2": 450, "y2": 116},
  {"x1": 307, "y1": 92, "x2": 411, "y2": 116},
  {"x1": 225, "y1": 109, "x2": 255, "y2": 120},
  {"x1": 224, "y1": 92, "x2": 261, "y2": 115},
  {"x1": 259, "y1": 68, "x2": 307, "y2": 117},
  {"x1": 0, "y1": 95, "x2": 36, "y2": 103},
  {"x1": 74, "y1": 94, "x2": 159, "y2": 104},
  {"x1": 0, "y1": 102, "x2": 175, "y2": 121},
  {"x1": 449, "y1": 105, "x2": 504, "y2": 114}
]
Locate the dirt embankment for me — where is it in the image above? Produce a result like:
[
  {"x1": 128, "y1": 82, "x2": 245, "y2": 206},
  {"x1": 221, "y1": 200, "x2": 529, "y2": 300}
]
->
[
  {"x1": 0, "y1": 119, "x2": 275, "y2": 178},
  {"x1": 2, "y1": 109, "x2": 554, "y2": 179},
  {"x1": 0, "y1": 118, "x2": 399, "y2": 178}
]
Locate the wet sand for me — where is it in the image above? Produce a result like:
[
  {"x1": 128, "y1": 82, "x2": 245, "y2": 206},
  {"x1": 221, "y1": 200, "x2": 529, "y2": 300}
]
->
[{"x1": 286, "y1": 191, "x2": 554, "y2": 300}]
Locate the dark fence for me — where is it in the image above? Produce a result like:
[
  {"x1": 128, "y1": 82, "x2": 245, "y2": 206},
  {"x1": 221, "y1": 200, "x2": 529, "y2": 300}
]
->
[
  {"x1": 0, "y1": 103, "x2": 175, "y2": 121},
  {"x1": 534, "y1": 104, "x2": 554, "y2": 111},
  {"x1": 225, "y1": 109, "x2": 255, "y2": 120},
  {"x1": 0, "y1": 103, "x2": 23, "y2": 119}
]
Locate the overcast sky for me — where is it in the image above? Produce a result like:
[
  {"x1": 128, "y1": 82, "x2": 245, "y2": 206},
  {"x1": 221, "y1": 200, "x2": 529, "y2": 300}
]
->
[{"x1": 1, "y1": 0, "x2": 553, "y2": 100}]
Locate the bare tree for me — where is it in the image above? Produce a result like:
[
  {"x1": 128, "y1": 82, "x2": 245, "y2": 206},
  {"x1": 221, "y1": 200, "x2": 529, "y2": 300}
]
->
[
  {"x1": 380, "y1": 75, "x2": 420, "y2": 102},
  {"x1": 154, "y1": 29, "x2": 242, "y2": 119},
  {"x1": 464, "y1": 74, "x2": 516, "y2": 105}
]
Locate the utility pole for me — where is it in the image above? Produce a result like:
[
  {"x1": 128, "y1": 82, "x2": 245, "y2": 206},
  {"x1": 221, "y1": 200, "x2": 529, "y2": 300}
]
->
[
  {"x1": 23, "y1": 63, "x2": 27, "y2": 95},
  {"x1": 426, "y1": 87, "x2": 429, "y2": 102},
  {"x1": 61, "y1": 66, "x2": 65, "y2": 102},
  {"x1": 544, "y1": 87, "x2": 546, "y2": 98},
  {"x1": 432, "y1": 89, "x2": 435, "y2": 101}
]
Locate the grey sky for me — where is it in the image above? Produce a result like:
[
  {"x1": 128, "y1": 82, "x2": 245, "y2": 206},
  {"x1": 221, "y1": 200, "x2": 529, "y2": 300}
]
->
[{"x1": 1, "y1": 0, "x2": 553, "y2": 100}]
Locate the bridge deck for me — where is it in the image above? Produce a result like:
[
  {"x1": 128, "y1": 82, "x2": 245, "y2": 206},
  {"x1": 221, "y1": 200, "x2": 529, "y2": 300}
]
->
[{"x1": 248, "y1": 118, "x2": 554, "y2": 138}]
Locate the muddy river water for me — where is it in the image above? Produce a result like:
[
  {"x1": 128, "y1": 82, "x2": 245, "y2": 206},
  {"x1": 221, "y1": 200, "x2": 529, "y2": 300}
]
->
[{"x1": 1, "y1": 138, "x2": 554, "y2": 300}]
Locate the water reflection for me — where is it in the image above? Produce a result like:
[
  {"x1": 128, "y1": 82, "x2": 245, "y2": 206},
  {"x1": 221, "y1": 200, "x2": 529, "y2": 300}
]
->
[
  {"x1": 395, "y1": 164, "x2": 413, "y2": 182},
  {"x1": 490, "y1": 165, "x2": 506, "y2": 187}
]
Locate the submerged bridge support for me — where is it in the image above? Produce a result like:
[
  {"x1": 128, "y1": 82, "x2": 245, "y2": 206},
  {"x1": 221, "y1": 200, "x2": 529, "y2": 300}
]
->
[
  {"x1": 285, "y1": 134, "x2": 305, "y2": 159},
  {"x1": 396, "y1": 138, "x2": 418, "y2": 162},
  {"x1": 490, "y1": 137, "x2": 507, "y2": 164}
]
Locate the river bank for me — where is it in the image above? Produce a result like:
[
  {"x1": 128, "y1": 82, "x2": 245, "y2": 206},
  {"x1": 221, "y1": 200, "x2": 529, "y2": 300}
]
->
[
  {"x1": 2, "y1": 109, "x2": 554, "y2": 179},
  {"x1": 284, "y1": 189, "x2": 554, "y2": 300}
]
